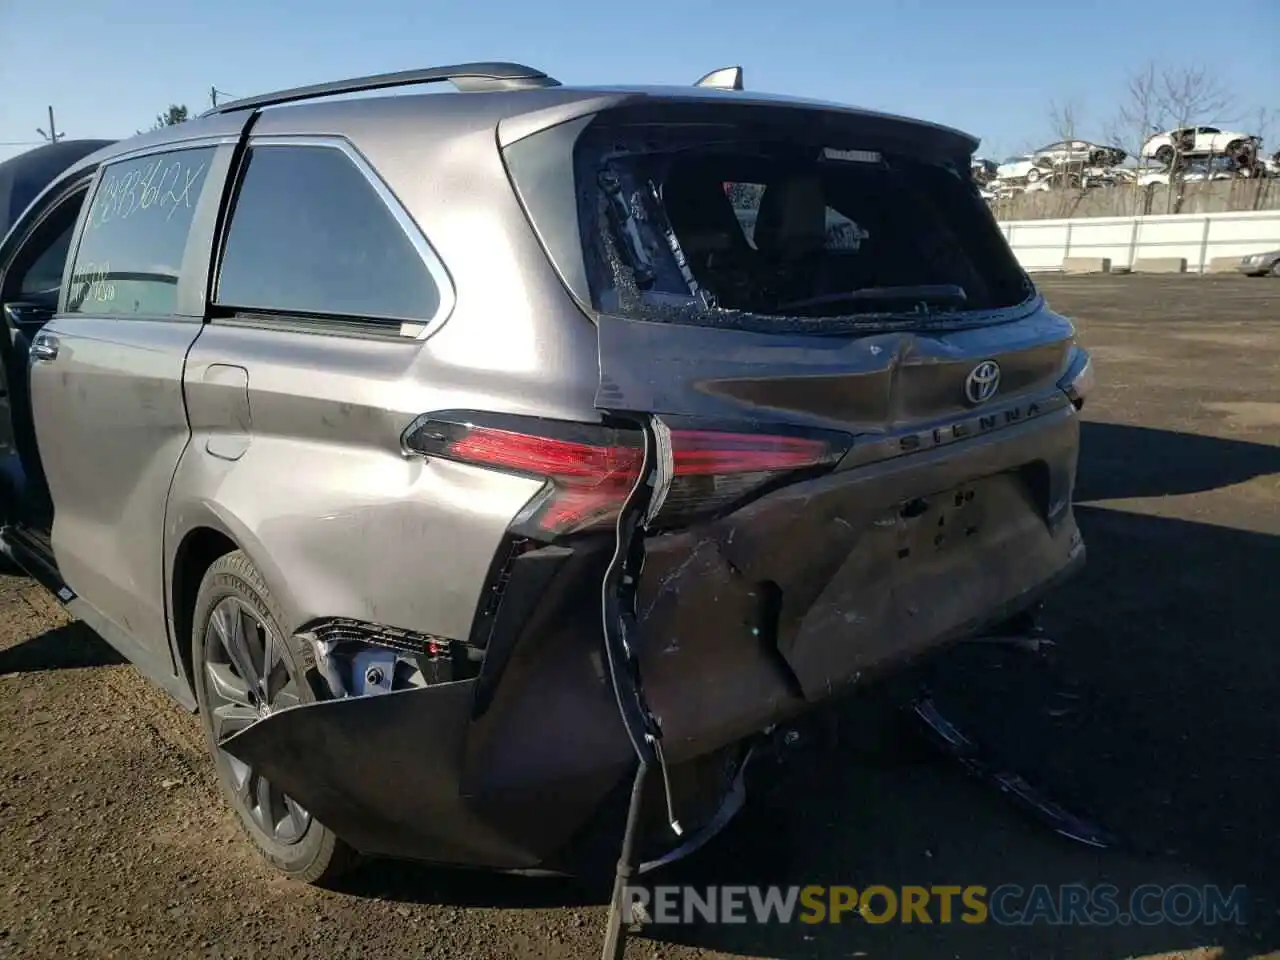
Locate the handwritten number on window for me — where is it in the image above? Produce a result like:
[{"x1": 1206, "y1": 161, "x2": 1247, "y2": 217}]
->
[
  {"x1": 75, "y1": 262, "x2": 115, "y2": 303},
  {"x1": 88, "y1": 159, "x2": 207, "y2": 230}
]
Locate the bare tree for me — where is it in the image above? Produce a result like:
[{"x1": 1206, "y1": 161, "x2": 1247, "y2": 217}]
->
[
  {"x1": 1105, "y1": 61, "x2": 1230, "y2": 165},
  {"x1": 1105, "y1": 62, "x2": 1231, "y2": 212},
  {"x1": 1048, "y1": 98, "x2": 1081, "y2": 143},
  {"x1": 1253, "y1": 105, "x2": 1275, "y2": 156},
  {"x1": 1103, "y1": 62, "x2": 1163, "y2": 214},
  {"x1": 1157, "y1": 67, "x2": 1230, "y2": 161},
  {"x1": 1156, "y1": 66, "x2": 1232, "y2": 210},
  {"x1": 1044, "y1": 98, "x2": 1088, "y2": 196},
  {"x1": 1156, "y1": 67, "x2": 1230, "y2": 134},
  {"x1": 1104, "y1": 62, "x2": 1161, "y2": 167}
]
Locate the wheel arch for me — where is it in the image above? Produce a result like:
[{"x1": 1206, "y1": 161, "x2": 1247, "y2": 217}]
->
[{"x1": 166, "y1": 502, "x2": 303, "y2": 707}]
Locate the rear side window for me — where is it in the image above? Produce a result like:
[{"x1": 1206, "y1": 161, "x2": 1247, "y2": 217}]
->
[
  {"x1": 215, "y1": 144, "x2": 441, "y2": 323},
  {"x1": 68, "y1": 146, "x2": 215, "y2": 316}
]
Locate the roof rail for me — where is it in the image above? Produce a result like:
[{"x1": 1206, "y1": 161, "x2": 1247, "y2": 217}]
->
[
  {"x1": 694, "y1": 66, "x2": 744, "y2": 91},
  {"x1": 202, "y1": 62, "x2": 560, "y2": 116}
]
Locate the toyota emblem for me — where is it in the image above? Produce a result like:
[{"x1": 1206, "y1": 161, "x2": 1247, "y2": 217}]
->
[{"x1": 964, "y1": 360, "x2": 1001, "y2": 405}]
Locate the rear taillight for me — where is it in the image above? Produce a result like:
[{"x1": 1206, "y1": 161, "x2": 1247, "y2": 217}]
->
[
  {"x1": 654, "y1": 429, "x2": 841, "y2": 528},
  {"x1": 403, "y1": 413, "x2": 848, "y2": 537}
]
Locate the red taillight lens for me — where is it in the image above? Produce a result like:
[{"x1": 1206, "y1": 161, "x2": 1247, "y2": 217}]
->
[
  {"x1": 657, "y1": 430, "x2": 839, "y2": 528},
  {"x1": 403, "y1": 414, "x2": 847, "y2": 537},
  {"x1": 446, "y1": 427, "x2": 642, "y2": 484},
  {"x1": 451, "y1": 425, "x2": 644, "y2": 534},
  {"x1": 670, "y1": 430, "x2": 836, "y2": 473}
]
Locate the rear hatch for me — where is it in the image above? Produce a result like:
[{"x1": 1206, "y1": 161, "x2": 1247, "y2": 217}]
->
[
  {"x1": 500, "y1": 94, "x2": 1083, "y2": 743},
  {"x1": 503, "y1": 95, "x2": 1069, "y2": 427}
]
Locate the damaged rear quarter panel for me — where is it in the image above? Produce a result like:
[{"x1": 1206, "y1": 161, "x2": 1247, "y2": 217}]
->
[
  {"x1": 218, "y1": 568, "x2": 641, "y2": 869},
  {"x1": 214, "y1": 405, "x2": 1084, "y2": 868}
]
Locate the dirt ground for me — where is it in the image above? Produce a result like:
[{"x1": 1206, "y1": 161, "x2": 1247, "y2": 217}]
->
[{"x1": 0, "y1": 275, "x2": 1277, "y2": 960}]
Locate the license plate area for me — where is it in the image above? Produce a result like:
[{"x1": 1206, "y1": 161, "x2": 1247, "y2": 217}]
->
[
  {"x1": 891, "y1": 481, "x2": 990, "y2": 564},
  {"x1": 777, "y1": 470, "x2": 1053, "y2": 699}
]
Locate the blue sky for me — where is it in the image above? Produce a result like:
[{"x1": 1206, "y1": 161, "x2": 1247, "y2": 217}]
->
[{"x1": 1, "y1": 0, "x2": 1276, "y2": 165}]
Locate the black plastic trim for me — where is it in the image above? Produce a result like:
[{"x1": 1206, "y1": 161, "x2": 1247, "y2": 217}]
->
[
  {"x1": 1, "y1": 526, "x2": 72, "y2": 601},
  {"x1": 470, "y1": 542, "x2": 578, "y2": 717}
]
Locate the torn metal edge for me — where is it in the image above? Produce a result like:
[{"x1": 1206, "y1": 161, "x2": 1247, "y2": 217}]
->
[
  {"x1": 910, "y1": 696, "x2": 1114, "y2": 849},
  {"x1": 638, "y1": 745, "x2": 754, "y2": 874}
]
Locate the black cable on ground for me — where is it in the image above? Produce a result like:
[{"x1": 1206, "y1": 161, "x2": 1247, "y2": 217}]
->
[{"x1": 601, "y1": 759, "x2": 650, "y2": 960}]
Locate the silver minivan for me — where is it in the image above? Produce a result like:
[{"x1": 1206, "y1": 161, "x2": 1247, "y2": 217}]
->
[{"x1": 0, "y1": 62, "x2": 1092, "y2": 891}]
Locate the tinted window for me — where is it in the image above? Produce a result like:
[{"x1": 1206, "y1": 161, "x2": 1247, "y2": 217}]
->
[
  {"x1": 7, "y1": 197, "x2": 84, "y2": 306},
  {"x1": 215, "y1": 145, "x2": 440, "y2": 322},
  {"x1": 68, "y1": 147, "x2": 215, "y2": 316},
  {"x1": 20, "y1": 227, "x2": 73, "y2": 303}
]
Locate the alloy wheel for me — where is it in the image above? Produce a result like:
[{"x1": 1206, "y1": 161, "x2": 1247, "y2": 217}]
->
[{"x1": 202, "y1": 596, "x2": 311, "y2": 845}]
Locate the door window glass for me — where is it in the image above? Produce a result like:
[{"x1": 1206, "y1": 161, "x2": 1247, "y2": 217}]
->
[
  {"x1": 67, "y1": 147, "x2": 215, "y2": 316},
  {"x1": 2, "y1": 193, "x2": 86, "y2": 309}
]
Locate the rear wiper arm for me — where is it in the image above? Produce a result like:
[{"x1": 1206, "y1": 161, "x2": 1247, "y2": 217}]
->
[{"x1": 774, "y1": 283, "x2": 968, "y2": 312}]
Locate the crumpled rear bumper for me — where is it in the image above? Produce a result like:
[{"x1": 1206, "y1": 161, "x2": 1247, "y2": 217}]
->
[
  {"x1": 222, "y1": 405, "x2": 1084, "y2": 872},
  {"x1": 222, "y1": 642, "x2": 638, "y2": 871}
]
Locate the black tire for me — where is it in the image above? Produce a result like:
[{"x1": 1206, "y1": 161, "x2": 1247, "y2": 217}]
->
[
  {"x1": 1270, "y1": 260, "x2": 1280, "y2": 278},
  {"x1": 191, "y1": 550, "x2": 357, "y2": 885},
  {"x1": 1154, "y1": 145, "x2": 1175, "y2": 167}
]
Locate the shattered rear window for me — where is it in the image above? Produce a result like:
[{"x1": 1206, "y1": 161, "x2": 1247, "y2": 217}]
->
[
  {"x1": 726, "y1": 181, "x2": 867, "y2": 252},
  {"x1": 574, "y1": 118, "x2": 1034, "y2": 333}
]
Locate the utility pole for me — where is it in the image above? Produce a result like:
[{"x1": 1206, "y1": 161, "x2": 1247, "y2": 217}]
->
[{"x1": 36, "y1": 105, "x2": 63, "y2": 143}]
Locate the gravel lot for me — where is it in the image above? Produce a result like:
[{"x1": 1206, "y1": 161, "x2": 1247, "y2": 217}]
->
[{"x1": 1, "y1": 275, "x2": 1277, "y2": 960}]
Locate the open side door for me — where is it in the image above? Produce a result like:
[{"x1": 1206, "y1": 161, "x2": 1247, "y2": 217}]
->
[{"x1": 0, "y1": 141, "x2": 113, "y2": 534}]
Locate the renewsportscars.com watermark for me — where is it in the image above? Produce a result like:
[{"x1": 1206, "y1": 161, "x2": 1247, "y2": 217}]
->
[{"x1": 623, "y1": 884, "x2": 1250, "y2": 927}]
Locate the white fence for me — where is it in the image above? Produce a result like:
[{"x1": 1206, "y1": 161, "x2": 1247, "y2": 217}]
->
[{"x1": 997, "y1": 209, "x2": 1280, "y2": 273}]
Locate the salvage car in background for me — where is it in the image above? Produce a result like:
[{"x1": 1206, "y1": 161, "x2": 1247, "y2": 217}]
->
[
  {"x1": 997, "y1": 142, "x2": 1127, "y2": 186},
  {"x1": 1238, "y1": 249, "x2": 1280, "y2": 277},
  {"x1": 996, "y1": 153, "x2": 1051, "y2": 183},
  {"x1": 1183, "y1": 156, "x2": 1253, "y2": 181},
  {"x1": 0, "y1": 62, "x2": 1092, "y2": 892},
  {"x1": 1031, "y1": 139, "x2": 1126, "y2": 168},
  {"x1": 971, "y1": 157, "x2": 998, "y2": 184},
  {"x1": 1141, "y1": 126, "x2": 1260, "y2": 166}
]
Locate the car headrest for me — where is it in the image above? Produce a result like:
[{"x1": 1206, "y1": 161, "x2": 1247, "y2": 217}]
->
[
  {"x1": 753, "y1": 175, "x2": 827, "y2": 258},
  {"x1": 662, "y1": 166, "x2": 749, "y2": 259}
]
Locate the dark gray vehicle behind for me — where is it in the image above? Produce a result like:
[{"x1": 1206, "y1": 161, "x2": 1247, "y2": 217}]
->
[{"x1": 0, "y1": 64, "x2": 1092, "y2": 889}]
